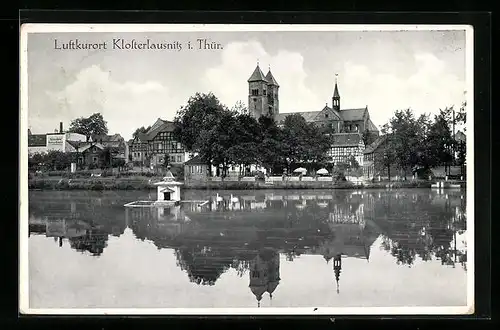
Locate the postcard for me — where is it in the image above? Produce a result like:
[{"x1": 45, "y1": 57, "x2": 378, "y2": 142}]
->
[{"x1": 20, "y1": 23, "x2": 474, "y2": 315}]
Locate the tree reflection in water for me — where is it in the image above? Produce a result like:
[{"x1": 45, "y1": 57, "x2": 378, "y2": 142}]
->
[
  {"x1": 375, "y1": 191, "x2": 467, "y2": 270},
  {"x1": 29, "y1": 189, "x2": 467, "y2": 284}
]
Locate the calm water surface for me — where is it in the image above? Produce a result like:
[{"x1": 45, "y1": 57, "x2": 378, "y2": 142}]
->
[{"x1": 28, "y1": 188, "x2": 468, "y2": 309}]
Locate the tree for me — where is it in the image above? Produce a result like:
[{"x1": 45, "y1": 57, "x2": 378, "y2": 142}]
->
[
  {"x1": 231, "y1": 100, "x2": 249, "y2": 115},
  {"x1": 257, "y1": 115, "x2": 286, "y2": 173},
  {"x1": 173, "y1": 93, "x2": 228, "y2": 153},
  {"x1": 362, "y1": 129, "x2": 378, "y2": 147},
  {"x1": 425, "y1": 108, "x2": 454, "y2": 171},
  {"x1": 373, "y1": 134, "x2": 398, "y2": 181},
  {"x1": 132, "y1": 125, "x2": 151, "y2": 139},
  {"x1": 386, "y1": 109, "x2": 429, "y2": 179},
  {"x1": 68, "y1": 113, "x2": 108, "y2": 137},
  {"x1": 281, "y1": 114, "x2": 311, "y2": 172},
  {"x1": 226, "y1": 113, "x2": 262, "y2": 175}
]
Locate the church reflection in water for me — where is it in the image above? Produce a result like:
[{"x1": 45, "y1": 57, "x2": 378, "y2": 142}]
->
[{"x1": 29, "y1": 189, "x2": 467, "y2": 302}]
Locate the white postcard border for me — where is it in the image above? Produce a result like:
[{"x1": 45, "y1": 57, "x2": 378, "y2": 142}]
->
[{"x1": 19, "y1": 23, "x2": 475, "y2": 315}]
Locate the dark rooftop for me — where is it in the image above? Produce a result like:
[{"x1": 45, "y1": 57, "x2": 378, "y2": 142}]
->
[{"x1": 28, "y1": 134, "x2": 47, "y2": 147}]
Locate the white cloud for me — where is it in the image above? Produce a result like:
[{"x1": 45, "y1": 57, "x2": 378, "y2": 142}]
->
[
  {"x1": 45, "y1": 65, "x2": 172, "y2": 139},
  {"x1": 202, "y1": 40, "x2": 323, "y2": 112},
  {"x1": 340, "y1": 52, "x2": 465, "y2": 129}
]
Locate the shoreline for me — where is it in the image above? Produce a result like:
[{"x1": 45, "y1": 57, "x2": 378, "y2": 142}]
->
[{"x1": 28, "y1": 177, "x2": 466, "y2": 191}]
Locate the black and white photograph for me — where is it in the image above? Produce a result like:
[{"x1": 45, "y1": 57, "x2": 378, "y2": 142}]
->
[{"x1": 20, "y1": 24, "x2": 474, "y2": 315}]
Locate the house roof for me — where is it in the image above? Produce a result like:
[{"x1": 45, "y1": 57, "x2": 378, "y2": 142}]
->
[
  {"x1": 28, "y1": 134, "x2": 47, "y2": 147},
  {"x1": 184, "y1": 155, "x2": 207, "y2": 165},
  {"x1": 275, "y1": 111, "x2": 321, "y2": 124},
  {"x1": 363, "y1": 135, "x2": 387, "y2": 154},
  {"x1": 331, "y1": 133, "x2": 363, "y2": 147},
  {"x1": 90, "y1": 134, "x2": 124, "y2": 143},
  {"x1": 265, "y1": 70, "x2": 279, "y2": 87},
  {"x1": 275, "y1": 107, "x2": 371, "y2": 124},
  {"x1": 340, "y1": 108, "x2": 367, "y2": 121},
  {"x1": 146, "y1": 120, "x2": 175, "y2": 140},
  {"x1": 366, "y1": 118, "x2": 379, "y2": 132},
  {"x1": 248, "y1": 65, "x2": 268, "y2": 83},
  {"x1": 306, "y1": 105, "x2": 342, "y2": 122},
  {"x1": 66, "y1": 140, "x2": 83, "y2": 150}
]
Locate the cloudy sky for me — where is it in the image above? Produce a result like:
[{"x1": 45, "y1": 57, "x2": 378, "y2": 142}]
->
[{"x1": 26, "y1": 29, "x2": 468, "y2": 140}]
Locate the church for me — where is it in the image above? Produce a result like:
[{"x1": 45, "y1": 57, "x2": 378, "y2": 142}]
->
[{"x1": 247, "y1": 64, "x2": 379, "y2": 167}]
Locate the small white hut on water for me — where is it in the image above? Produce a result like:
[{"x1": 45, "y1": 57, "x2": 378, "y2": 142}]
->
[{"x1": 153, "y1": 168, "x2": 183, "y2": 204}]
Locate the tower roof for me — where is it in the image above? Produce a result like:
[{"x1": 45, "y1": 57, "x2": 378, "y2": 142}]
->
[
  {"x1": 265, "y1": 70, "x2": 279, "y2": 87},
  {"x1": 333, "y1": 82, "x2": 340, "y2": 98},
  {"x1": 248, "y1": 65, "x2": 268, "y2": 83},
  {"x1": 267, "y1": 280, "x2": 280, "y2": 294}
]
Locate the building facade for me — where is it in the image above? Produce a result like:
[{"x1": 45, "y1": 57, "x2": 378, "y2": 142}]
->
[
  {"x1": 28, "y1": 123, "x2": 87, "y2": 155},
  {"x1": 248, "y1": 64, "x2": 280, "y2": 118},
  {"x1": 128, "y1": 118, "x2": 191, "y2": 169},
  {"x1": 328, "y1": 133, "x2": 365, "y2": 167},
  {"x1": 247, "y1": 65, "x2": 378, "y2": 166},
  {"x1": 184, "y1": 155, "x2": 211, "y2": 184}
]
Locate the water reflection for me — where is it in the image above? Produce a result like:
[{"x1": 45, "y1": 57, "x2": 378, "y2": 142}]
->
[{"x1": 29, "y1": 189, "x2": 467, "y2": 291}]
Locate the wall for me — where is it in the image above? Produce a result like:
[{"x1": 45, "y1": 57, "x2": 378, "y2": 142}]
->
[
  {"x1": 65, "y1": 133, "x2": 87, "y2": 142},
  {"x1": 46, "y1": 134, "x2": 66, "y2": 152},
  {"x1": 184, "y1": 164, "x2": 210, "y2": 183}
]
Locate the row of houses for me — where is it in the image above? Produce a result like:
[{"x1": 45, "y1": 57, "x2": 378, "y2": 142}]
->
[{"x1": 28, "y1": 122, "x2": 128, "y2": 169}]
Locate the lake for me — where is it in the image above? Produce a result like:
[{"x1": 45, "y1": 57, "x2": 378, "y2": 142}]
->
[{"x1": 26, "y1": 188, "x2": 468, "y2": 309}]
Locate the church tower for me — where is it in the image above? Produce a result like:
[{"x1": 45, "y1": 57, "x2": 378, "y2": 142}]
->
[
  {"x1": 265, "y1": 66, "x2": 280, "y2": 118},
  {"x1": 248, "y1": 62, "x2": 269, "y2": 119},
  {"x1": 333, "y1": 253, "x2": 342, "y2": 294},
  {"x1": 332, "y1": 73, "x2": 340, "y2": 112}
]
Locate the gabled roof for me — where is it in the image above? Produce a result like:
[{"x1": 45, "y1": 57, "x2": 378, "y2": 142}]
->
[
  {"x1": 275, "y1": 111, "x2": 321, "y2": 124},
  {"x1": 248, "y1": 65, "x2": 268, "y2": 83},
  {"x1": 147, "y1": 118, "x2": 168, "y2": 134},
  {"x1": 314, "y1": 105, "x2": 342, "y2": 121},
  {"x1": 146, "y1": 120, "x2": 175, "y2": 140},
  {"x1": 66, "y1": 140, "x2": 83, "y2": 151},
  {"x1": 184, "y1": 155, "x2": 207, "y2": 165},
  {"x1": 340, "y1": 108, "x2": 367, "y2": 121},
  {"x1": 331, "y1": 133, "x2": 363, "y2": 147},
  {"x1": 67, "y1": 142, "x2": 105, "y2": 153},
  {"x1": 366, "y1": 118, "x2": 379, "y2": 132},
  {"x1": 28, "y1": 134, "x2": 47, "y2": 147},
  {"x1": 265, "y1": 70, "x2": 279, "y2": 87},
  {"x1": 90, "y1": 134, "x2": 124, "y2": 143},
  {"x1": 363, "y1": 135, "x2": 387, "y2": 154}
]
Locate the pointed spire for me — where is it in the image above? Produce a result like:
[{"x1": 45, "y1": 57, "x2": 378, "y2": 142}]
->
[
  {"x1": 248, "y1": 62, "x2": 268, "y2": 83},
  {"x1": 265, "y1": 66, "x2": 279, "y2": 87},
  {"x1": 333, "y1": 73, "x2": 340, "y2": 98}
]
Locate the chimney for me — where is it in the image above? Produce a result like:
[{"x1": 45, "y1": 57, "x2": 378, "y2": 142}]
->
[{"x1": 59, "y1": 122, "x2": 64, "y2": 133}]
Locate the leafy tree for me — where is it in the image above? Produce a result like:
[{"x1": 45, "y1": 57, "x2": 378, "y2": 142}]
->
[
  {"x1": 385, "y1": 109, "x2": 430, "y2": 179},
  {"x1": 257, "y1": 115, "x2": 286, "y2": 173},
  {"x1": 362, "y1": 129, "x2": 378, "y2": 146},
  {"x1": 173, "y1": 93, "x2": 228, "y2": 153},
  {"x1": 425, "y1": 108, "x2": 454, "y2": 171},
  {"x1": 373, "y1": 133, "x2": 398, "y2": 181},
  {"x1": 68, "y1": 113, "x2": 108, "y2": 137},
  {"x1": 226, "y1": 113, "x2": 262, "y2": 175},
  {"x1": 132, "y1": 125, "x2": 151, "y2": 139},
  {"x1": 281, "y1": 114, "x2": 312, "y2": 172},
  {"x1": 231, "y1": 100, "x2": 249, "y2": 115}
]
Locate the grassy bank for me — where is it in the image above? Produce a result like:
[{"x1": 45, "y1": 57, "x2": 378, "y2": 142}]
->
[
  {"x1": 28, "y1": 176, "x2": 465, "y2": 191},
  {"x1": 28, "y1": 177, "x2": 154, "y2": 191},
  {"x1": 184, "y1": 180, "x2": 438, "y2": 190}
]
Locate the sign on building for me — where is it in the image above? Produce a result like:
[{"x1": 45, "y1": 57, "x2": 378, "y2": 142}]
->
[{"x1": 46, "y1": 134, "x2": 65, "y2": 151}]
